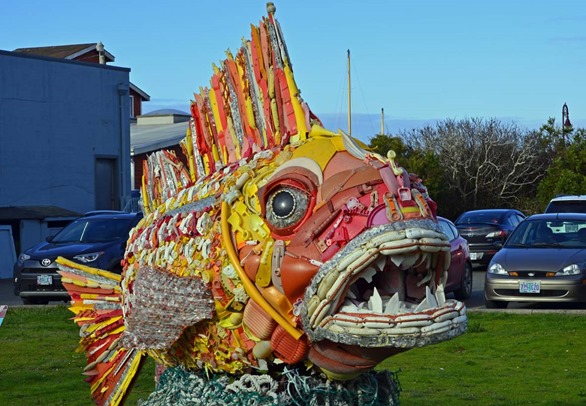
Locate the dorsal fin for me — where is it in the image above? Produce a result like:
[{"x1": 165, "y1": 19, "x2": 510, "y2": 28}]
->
[
  {"x1": 141, "y1": 3, "x2": 324, "y2": 214},
  {"x1": 183, "y1": 3, "x2": 320, "y2": 180}
]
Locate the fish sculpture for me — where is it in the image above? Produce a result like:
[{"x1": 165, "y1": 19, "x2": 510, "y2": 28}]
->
[{"x1": 57, "y1": 3, "x2": 467, "y2": 405}]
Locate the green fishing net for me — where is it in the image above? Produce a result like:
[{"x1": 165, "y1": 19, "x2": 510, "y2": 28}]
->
[{"x1": 139, "y1": 366, "x2": 401, "y2": 406}]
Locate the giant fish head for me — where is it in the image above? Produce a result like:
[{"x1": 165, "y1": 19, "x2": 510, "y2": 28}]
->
[{"x1": 222, "y1": 130, "x2": 467, "y2": 380}]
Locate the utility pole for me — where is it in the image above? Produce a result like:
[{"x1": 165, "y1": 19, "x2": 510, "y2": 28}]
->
[{"x1": 562, "y1": 102, "x2": 571, "y2": 145}]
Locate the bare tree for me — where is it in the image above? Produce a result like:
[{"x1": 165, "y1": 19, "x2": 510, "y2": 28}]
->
[{"x1": 400, "y1": 118, "x2": 548, "y2": 217}]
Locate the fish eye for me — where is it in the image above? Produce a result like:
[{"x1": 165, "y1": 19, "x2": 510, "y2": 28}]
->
[{"x1": 266, "y1": 186, "x2": 309, "y2": 231}]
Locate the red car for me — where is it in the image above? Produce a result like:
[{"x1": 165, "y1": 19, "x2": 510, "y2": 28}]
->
[{"x1": 438, "y1": 216, "x2": 473, "y2": 300}]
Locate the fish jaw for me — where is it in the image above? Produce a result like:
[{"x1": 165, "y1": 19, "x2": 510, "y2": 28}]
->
[{"x1": 301, "y1": 219, "x2": 467, "y2": 378}]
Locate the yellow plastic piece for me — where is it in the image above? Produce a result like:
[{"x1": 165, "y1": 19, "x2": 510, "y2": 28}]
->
[
  {"x1": 283, "y1": 64, "x2": 308, "y2": 142},
  {"x1": 256, "y1": 285, "x2": 293, "y2": 321},
  {"x1": 56, "y1": 257, "x2": 121, "y2": 282},
  {"x1": 255, "y1": 239, "x2": 273, "y2": 287},
  {"x1": 221, "y1": 201, "x2": 303, "y2": 340},
  {"x1": 291, "y1": 137, "x2": 337, "y2": 171},
  {"x1": 308, "y1": 123, "x2": 338, "y2": 138}
]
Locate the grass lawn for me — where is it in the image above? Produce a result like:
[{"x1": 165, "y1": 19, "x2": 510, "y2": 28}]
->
[
  {"x1": 0, "y1": 306, "x2": 155, "y2": 406},
  {"x1": 380, "y1": 311, "x2": 586, "y2": 405},
  {"x1": 1, "y1": 306, "x2": 585, "y2": 405}
]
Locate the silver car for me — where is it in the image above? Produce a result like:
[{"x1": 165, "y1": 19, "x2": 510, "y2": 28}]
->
[{"x1": 484, "y1": 213, "x2": 586, "y2": 309}]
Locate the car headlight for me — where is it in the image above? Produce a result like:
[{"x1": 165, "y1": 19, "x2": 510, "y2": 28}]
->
[
  {"x1": 18, "y1": 253, "x2": 30, "y2": 263},
  {"x1": 73, "y1": 252, "x2": 103, "y2": 263},
  {"x1": 556, "y1": 263, "x2": 584, "y2": 276},
  {"x1": 488, "y1": 262, "x2": 508, "y2": 275}
]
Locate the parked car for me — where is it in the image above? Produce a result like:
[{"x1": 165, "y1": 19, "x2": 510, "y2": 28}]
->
[
  {"x1": 455, "y1": 209, "x2": 525, "y2": 268},
  {"x1": 13, "y1": 211, "x2": 142, "y2": 304},
  {"x1": 544, "y1": 195, "x2": 586, "y2": 213},
  {"x1": 484, "y1": 213, "x2": 586, "y2": 308},
  {"x1": 438, "y1": 216, "x2": 473, "y2": 300}
]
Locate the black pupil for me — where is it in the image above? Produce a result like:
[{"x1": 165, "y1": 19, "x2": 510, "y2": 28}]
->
[{"x1": 272, "y1": 190, "x2": 294, "y2": 218}]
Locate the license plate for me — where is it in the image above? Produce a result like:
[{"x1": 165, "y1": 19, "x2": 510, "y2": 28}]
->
[
  {"x1": 470, "y1": 252, "x2": 483, "y2": 260},
  {"x1": 37, "y1": 274, "x2": 53, "y2": 286},
  {"x1": 519, "y1": 281, "x2": 540, "y2": 293}
]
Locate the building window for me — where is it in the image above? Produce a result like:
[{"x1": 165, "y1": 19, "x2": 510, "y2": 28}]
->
[{"x1": 130, "y1": 95, "x2": 135, "y2": 118}]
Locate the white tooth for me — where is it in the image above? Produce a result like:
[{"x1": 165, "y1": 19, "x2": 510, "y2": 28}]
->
[
  {"x1": 349, "y1": 285, "x2": 360, "y2": 298},
  {"x1": 385, "y1": 293, "x2": 401, "y2": 314},
  {"x1": 362, "y1": 266, "x2": 377, "y2": 283},
  {"x1": 416, "y1": 270, "x2": 433, "y2": 287},
  {"x1": 391, "y1": 255, "x2": 404, "y2": 267},
  {"x1": 368, "y1": 287, "x2": 383, "y2": 313},
  {"x1": 426, "y1": 286, "x2": 438, "y2": 308},
  {"x1": 346, "y1": 288, "x2": 357, "y2": 300},
  {"x1": 435, "y1": 284, "x2": 446, "y2": 306},
  {"x1": 401, "y1": 253, "x2": 419, "y2": 269},
  {"x1": 340, "y1": 299, "x2": 358, "y2": 312},
  {"x1": 374, "y1": 256, "x2": 386, "y2": 272},
  {"x1": 414, "y1": 297, "x2": 430, "y2": 312}
]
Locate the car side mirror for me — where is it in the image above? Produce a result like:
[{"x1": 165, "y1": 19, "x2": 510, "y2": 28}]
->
[{"x1": 46, "y1": 235, "x2": 54, "y2": 242}]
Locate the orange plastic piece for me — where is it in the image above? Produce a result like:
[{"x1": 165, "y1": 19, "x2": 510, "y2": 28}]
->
[
  {"x1": 270, "y1": 324, "x2": 309, "y2": 365},
  {"x1": 242, "y1": 299, "x2": 277, "y2": 340}
]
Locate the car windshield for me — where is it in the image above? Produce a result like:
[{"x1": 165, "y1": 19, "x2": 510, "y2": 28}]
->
[
  {"x1": 505, "y1": 219, "x2": 586, "y2": 248},
  {"x1": 456, "y1": 212, "x2": 503, "y2": 225},
  {"x1": 546, "y1": 200, "x2": 586, "y2": 213},
  {"x1": 52, "y1": 218, "x2": 134, "y2": 243}
]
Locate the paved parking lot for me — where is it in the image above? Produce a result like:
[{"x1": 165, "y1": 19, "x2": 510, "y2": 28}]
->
[{"x1": 2, "y1": 271, "x2": 585, "y2": 313}]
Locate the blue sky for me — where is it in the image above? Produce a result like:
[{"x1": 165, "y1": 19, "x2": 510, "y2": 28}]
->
[{"x1": 2, "y1": 1, "x2": 585, "y2": 141}]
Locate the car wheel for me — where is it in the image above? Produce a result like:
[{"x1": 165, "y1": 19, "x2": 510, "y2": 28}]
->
[
  {"x1": 485, "y1": 300, "x2": 508, "y2": 309},
  {"x1": 454, "y1": 262, "x2": 473, "y2": 300}
]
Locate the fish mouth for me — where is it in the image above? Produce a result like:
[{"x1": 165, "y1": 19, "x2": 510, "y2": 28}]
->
[{"x1": 301, "y1": 219, "x2": 467, "y2": 352}]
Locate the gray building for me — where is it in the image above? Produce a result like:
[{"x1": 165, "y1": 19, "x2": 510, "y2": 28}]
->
[{"x1": 0, "y1": 49, "x2": 132, "y2": 277}]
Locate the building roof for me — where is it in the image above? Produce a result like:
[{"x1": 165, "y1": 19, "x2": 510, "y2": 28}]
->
[
  {"x1": 129, "y1": 83, "x2": 150, "y2": 101},
  {"x1": 13, "y1": 43, "x2": 115, "y2": 62},
  {"x1": 13, "y1": 43, "x2": 150, "y2": 102},
  {"x1": 131, "y1": 115, "x2": 189, "y2": 155}
]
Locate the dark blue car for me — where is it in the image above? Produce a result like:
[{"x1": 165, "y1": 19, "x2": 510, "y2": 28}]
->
[{"x1": 13, "y1": 211, "x2": 142, "y2": 304}]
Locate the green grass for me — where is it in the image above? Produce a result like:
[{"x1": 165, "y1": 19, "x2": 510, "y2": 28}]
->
[
  {"x1": 0, "y1": 306, "x2": 154, "y2": 406},
  {"x1": 1, "y1": 308, "x2": 585, "y2": 405},
  {"x1": 380, "y1": 312, "x2": 586, "y2": 405}
]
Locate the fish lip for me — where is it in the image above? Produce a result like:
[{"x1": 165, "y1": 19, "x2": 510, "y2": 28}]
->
[{"x1": 300, "y1": 218, "x2": 468, "y2": 348}]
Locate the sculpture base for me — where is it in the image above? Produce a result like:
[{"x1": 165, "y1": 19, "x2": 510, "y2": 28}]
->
[{"x1": 139, "y1": 366, "x2": 401, "y2": 405}]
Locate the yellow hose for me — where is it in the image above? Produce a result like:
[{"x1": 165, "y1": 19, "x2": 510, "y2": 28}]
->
[{"x1": 220, "y1": 201, "x2": 303, "y2": 339}]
